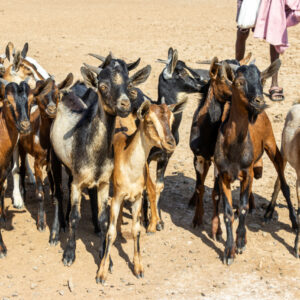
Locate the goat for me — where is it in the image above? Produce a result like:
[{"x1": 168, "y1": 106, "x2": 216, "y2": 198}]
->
[
  {"x1": 0, "y1": 80, "x2": 37, "y2": 257},
  {"x1": 144, "y1": 47, "x2": 203, "y2": 232},
  {"x1": 214, "y1": 60, "x2": 297, "y2": 265},
  {"x1": 49, "y1": 54, "x2": 151, "y2": 268},
  {"x1": 17, "y1": 74, "x2": 73, "y2": 231},
  {"x1": 189, "y1": 55, "x2": 261, "y2": 240},
  {"x1": 96, "y1": 98, "x2": 187, "y2": 283},
  {"x1": 3, "y1": 42, "x2": 51, "y2": 209},
  {"x1": 268, "y1": 103, "x2": 300, "y2": 257}
]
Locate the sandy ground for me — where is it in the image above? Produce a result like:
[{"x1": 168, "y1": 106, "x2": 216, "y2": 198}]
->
[{"x1": 1, "y1": 0, "x2": 300, "y2": 299}]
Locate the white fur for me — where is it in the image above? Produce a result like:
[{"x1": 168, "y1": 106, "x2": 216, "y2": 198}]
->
[
  {"x1": 12, "y1": 146, "x2": 24, "y2": 209},
  {"x1": 30, "y1": 105, "x2": 38, "y2": 114},
  {"x1": 24, "y1": 56, "x2": 50, "y2": 80},
  {"x1": 50, "y1": 102, "x2": 83, "y2": 169}
]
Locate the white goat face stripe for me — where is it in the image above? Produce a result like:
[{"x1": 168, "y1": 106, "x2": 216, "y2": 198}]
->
[
  {"x1": 113, "y1": 72, "x2": 123, "y2": 85},
  {"x1": 149, "y1": 111, "x2": 164, "y2": 141}
]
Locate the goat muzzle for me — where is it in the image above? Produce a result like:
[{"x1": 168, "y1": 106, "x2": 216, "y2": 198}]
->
[
  {"x1": 19, "y1": 120, "x2": 31, "y2": 134},
  {"x1": 117, "y1": 98, "x2": 131, "y2": 117},
  {"x1": 162, "y1": 137, "x2": 176, "y2": 153},
  {"x1": 46, "y1": 105, "x2": 57, "y2": 118}
]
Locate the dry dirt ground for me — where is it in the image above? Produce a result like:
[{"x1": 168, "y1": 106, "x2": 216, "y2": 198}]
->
[{"x1": 1, "y1": 0, "x2": 300, "y2": 299}]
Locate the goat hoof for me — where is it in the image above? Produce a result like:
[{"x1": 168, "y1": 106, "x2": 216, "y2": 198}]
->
[
  {"x1": 135, "y1": 271, "x2": 144, "y2": 279},
  {"x1": 226, "y1": 258, "x2": 234, "y2": 266},
  {"x1": 37, "y1": 224, "x2": 46, "y2": 232},
  {"x1": 0, "y1": 246, "x2": 7, "y2": 258},
  {"x1": 156, "y1": 222, "x2": 164, "y2": 231},
  {"x1": 236, "y1": 246, "x2": 246, "y2": 254},
  {"x1": 192, "y1": 218, "x2": 202, "y2": 228},
  {"x1": 248, "y1": 208, "x2": 256, "y2": 216},
  {"x1": 96, "y1": 277, "x2": 105, "y2": 285},
  {"x1": 295, "y1": 250, "x2": 299, "y2": 259},
  {"x1": 63, "y1": 249, "x2": 75, "y2": 266}
]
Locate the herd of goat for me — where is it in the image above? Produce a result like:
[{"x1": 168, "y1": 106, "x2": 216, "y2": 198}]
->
[{"x1": 0, "y1": 42, "x2": 299, "y2": 283}]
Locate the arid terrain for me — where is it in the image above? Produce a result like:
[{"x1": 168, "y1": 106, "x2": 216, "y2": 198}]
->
[{"x1": 1, "y1": 0, "x2": 300, "y2": 299}]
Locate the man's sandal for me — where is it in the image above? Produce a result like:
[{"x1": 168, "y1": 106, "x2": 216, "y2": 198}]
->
[{"x1": 269, "y1": 87, "x2": 285, "y2": 102}]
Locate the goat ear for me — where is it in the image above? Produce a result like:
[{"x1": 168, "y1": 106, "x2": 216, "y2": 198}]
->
[
  {"x1": 32, "y1": 78, "x2": 53, "y2": 96},
  {"x1": 127, "y1": 58, "x2": 141, "y2": 71},
  {"x1": 80, "y1": 66, "x2": 98, "y2": 88},
  {"x1": 129, "y1": 65, "x2": 151, "y2": 86},
  {"x1": 58, "y1": 73, "x2": 74, "y2": 90},
  {"x1": 163, "y1": 49, "x2": 178, "y2": 80},
  {"x1": 239, "y1": 52, "x2": 252, "y2": 65},
  {"x1": 209, "y1": 57, "x2": 219, "y2": 80},
  {"x1": 260, "y1": 59, "x2": 281, "y2": 85},
  {"x1": 168, "y1": 97, "x2": 188, "y2": 115},
  {"x1": 5, "y1": 42, "x2": 14, "y2": 62},
  {"x1": 21, "y1": 42, "x2": 29, "y2": 58},
  {"x1": 137, "y1": 100, "x2": 151, "y2": 120},
  {"x1": 13, "y1": 51, "x2": 22, "y2": 71},
  {"x1": 222, "y1": 62, "x2": 234, "y2": 86}
]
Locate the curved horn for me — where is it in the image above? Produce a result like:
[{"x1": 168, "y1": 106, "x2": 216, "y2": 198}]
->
[
  {"x1": 156, "y1": 59, "x2": 168, "y2": 64},
  {"x1": 228, "y1": 63, "x2": 239, "y2": 71},
  {"x1": 196, "y1": 60, "x2": 212, "y2": 64},
  {"x1": 83, "y1": 63, "x2": 102, "y2": 75},
  {"x1": 88, "y1": 53, "x2": 106, "y2": 62}
]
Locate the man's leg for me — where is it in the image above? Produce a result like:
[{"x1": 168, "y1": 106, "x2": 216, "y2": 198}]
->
[
  {"x1": 269, "y1": 45, "x2": 284, "y2": 101},
  {"x1": 235, "y1": 28, "x2": 250, "y2": 61}
]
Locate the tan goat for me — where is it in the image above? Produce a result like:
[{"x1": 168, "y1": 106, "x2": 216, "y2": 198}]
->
[{"x1": 96, "y1": 99, "x2": 187, "y2": 284}]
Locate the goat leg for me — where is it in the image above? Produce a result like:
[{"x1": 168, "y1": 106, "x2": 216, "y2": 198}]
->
[
  {"x1": 211, "y1": 174, "x2": 222, "y2": 241},
  {"x1": 49, "y1": 149, "x2": 65, "y2": 246},
  {"x1": 236, "y1": 170, "x2": 252, "y2": 254},
  {"x1": 265, "y1": 144, "x2": 297, "y2": 229},
  {"x1": 145, "y1": 164, "x2": 160, "y2": 234},
  {"x1": 34, "y1": 158, "x2": 46, "y2": 231},
  {"x1": 63, "y1": 183, "x2": 81, "y2": 266},
  {"x1": 96, "y1": 196, "x2": 120, "y2": 284},
  {"x1": 294, "y1": 179, "x2": 300, "y2": 258},
  {"x1": 192, "y1": 157, "x2": 210, "y2": 227},
  {"x1": 0, "y1": 181, "x2": 7, "y2": 258},
  {"x1": 220, "y1": 175, "x2": 235, "y2": 265}
]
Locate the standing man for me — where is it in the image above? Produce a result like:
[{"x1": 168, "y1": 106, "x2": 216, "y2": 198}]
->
[{"x1": 235, "y1": 0, "x2": 300, "y2": 101}]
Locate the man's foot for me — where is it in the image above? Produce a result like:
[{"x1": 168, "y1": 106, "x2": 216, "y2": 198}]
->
[{"x1": 269, "y1": 87, "x2": 285, "y2": 101}]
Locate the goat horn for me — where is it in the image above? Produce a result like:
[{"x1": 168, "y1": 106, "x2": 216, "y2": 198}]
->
[
  {"x1": 88, "y1": 53, "x2": 106, "y2": 62},
  {"x1": 156, "y1": 59, "x2": 168, "y2": 64},
  {"x1": 228, "y1": 63, "x2": 239, "y2": 71},
  {"x1": 83, "y1": 63, "x2": 102, "y2": 75},
  {"x1": 196, "y1": 60, "x2": 211, "y2": 64},
  {"x1": 161, "y1": 96, "x2": 166, "y2": 104}
]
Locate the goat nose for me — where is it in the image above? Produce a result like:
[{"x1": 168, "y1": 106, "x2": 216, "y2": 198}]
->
[
  {"x1": 166, "y1": 137, "x2": 176, "y2": 147},
  {"x1": 254, "y1": 96, "x2": 264, "y2": 104},
  {"x1": 120, "y1": 99, "x2": 130, "y2": 109},
  {"x1": 47, "y1": 105, "x2": 56, "y2": 113},
  {"x1": 20, "y1": 120, "x2": 30, "y2": 130}
]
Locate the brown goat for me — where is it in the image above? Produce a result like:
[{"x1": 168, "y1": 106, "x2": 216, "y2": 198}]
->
[
  {"x1": 214, "y1": 60, "x2": 297, "y2": 265},
  {"x1": 18, "y1": 74, "x2": 73, "y2": 231},
  {"x1": 96, "y1": 99, "x2": 187, "y2": 283},
  {"x1": 0, "y1": 80, "x2": 38, "y2": 257}
]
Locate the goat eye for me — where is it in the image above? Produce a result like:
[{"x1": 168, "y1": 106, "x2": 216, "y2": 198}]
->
[
  {"x1": 100, "y1": 84, "x2": 108, "y2": 93},
  {"x1": 128, "y1": 83, "x2": 133, "y2": 89}
]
